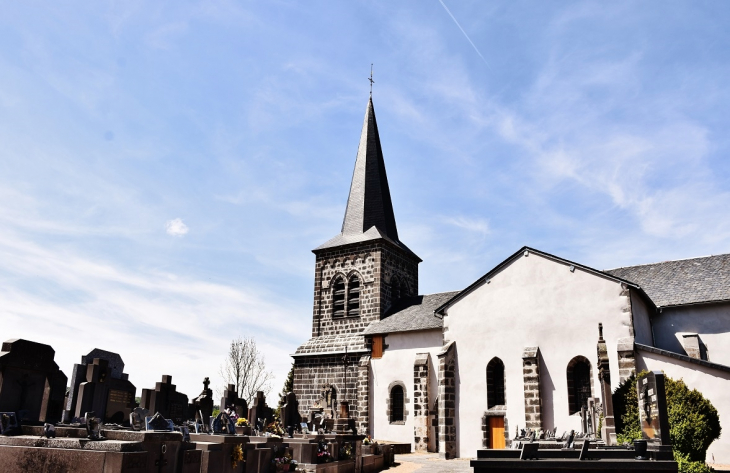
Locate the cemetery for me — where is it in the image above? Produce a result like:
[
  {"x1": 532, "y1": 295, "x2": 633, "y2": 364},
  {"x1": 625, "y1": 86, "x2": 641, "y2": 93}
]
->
[{"x1": 0, "y1": 338, "x2": 394, "y2": 473}]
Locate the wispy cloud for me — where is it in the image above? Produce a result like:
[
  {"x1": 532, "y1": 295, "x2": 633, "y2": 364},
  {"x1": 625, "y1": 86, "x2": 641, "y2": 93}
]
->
[{"x1": 166, "y1": 218, "x2": 189, "y2": 237}]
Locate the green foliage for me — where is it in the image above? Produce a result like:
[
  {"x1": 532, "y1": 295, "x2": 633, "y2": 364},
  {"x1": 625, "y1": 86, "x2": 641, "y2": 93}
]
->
[
  {"x1": 278, "y1": 362, "x2": 295, "y2": 409},
  {"x1": 665, "y1": 377, "x2": 721, "y2": 462},
  {"x1": 613, "y1": 371, "x2": 645, "y2": 445},
  {"x1": 212, "y1": 407, "x2": 220, "y2": 418},
  {"x1": 613, "y1": 371, "x2": 721, "y2": 464},
  {"x1": 674, "y1": 452, "x2": 715, "y2": 473}
]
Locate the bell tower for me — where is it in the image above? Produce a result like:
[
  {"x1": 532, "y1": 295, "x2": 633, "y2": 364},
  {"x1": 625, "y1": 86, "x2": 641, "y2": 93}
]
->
[{"x1": 293, "y1": 96, "x2": 420, "y2": 435}]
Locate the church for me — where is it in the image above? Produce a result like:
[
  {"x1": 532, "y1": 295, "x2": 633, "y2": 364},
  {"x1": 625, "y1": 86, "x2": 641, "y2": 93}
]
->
[{"x1": 292, "y1": 96, "x2": 730, "y2": 462}]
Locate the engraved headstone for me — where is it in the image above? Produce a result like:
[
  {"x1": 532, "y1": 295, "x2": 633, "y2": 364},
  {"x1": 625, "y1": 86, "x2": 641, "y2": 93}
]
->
[
  {"x1": 140, "y1": 375, "x2": 189, "y2": 425},
  {"x1": 637, "y1": 371, "x2": 671, "y2": 446},
  {"x1": 63, "y1": 349, "x2": 134, "y2": 425},
  {"x1": 248, "y1": 391, "x2": 273, "y2": 427},
  {"x1": 220, "y1": 383, "x2": 248, "y2": 420},
  {"x1": 0, "y1": 339, "x2": 67, "y2": 423}
]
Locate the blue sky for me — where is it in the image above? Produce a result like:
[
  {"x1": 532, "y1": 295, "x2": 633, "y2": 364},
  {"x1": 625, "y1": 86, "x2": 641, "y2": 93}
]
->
[{"x1": 2, "y1": 1, "x2": 730, "y2": 399}]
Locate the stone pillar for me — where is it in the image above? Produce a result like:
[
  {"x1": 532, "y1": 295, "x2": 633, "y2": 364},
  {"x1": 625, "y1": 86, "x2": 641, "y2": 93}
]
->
[
  {"x1": 356, "y1": 355, "x2": 371, "y2": 435},
  {"x1": 597, "y1": 324, "x2": 617, "y2": 446},
  {"x1": 616, "y1": 337, "x2": 636, "y2": 383},
  {"x1": 522, "y1": 347, "x2": 542, "y2": 431},
  {"x1": 413, "y1": 353, "x2": 430, "y2": 452},
  {"x1": 437, "y1": 342, "x2": 456, "y2": 459}
]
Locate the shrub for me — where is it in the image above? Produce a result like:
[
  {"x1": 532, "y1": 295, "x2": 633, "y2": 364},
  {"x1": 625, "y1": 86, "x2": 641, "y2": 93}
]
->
[{"x1": 613, "y1": 371, "x2": 721, "y2": 469}]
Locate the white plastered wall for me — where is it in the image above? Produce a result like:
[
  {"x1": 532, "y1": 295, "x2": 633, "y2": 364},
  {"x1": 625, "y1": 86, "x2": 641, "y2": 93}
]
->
[
  {"x1": 652, "y1": 303, "x2": 730, "y2": 366},
  {"x1": 630, "y1": 289, "x2": 654, "y2": 346},
  {"x1": 443, "y1": 252, "x2": 634, "y2": 458},
  {"x1": 370, "y1": 329, "x2": 442, "y2": 450},
  {"x1": 636, "y1": 350, "x2": 730, "y2": 464}
]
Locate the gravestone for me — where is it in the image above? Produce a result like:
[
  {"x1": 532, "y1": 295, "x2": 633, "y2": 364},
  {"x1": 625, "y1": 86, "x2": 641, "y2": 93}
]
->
[
  {"x1": 280, "y1": 392, "x2": 301, "y2": 429},
  {"x1": 637, "y1": 371, "x2": 671, "y2": 446},
  {"x1": 248, "y1": 391, "x2": 273, "y2": 427},
  {"x1": 189, "y1": 377, "x2": 214, "y2": 427},
  {"x1": 140, "y1": 375, "x2": 189, "y2": 425},
  {"x1": 63, "y1": 349, "x2": 135, "y2": 425},
  {"x1": 220, "y1": 383, "x2": 248, "y2": 419},
  {"x1": 71, "y1": 358, "x2": 136, "y2": 425},
  {"x1": 0, "y1": 339, "x2": 67, "y2": 423}
]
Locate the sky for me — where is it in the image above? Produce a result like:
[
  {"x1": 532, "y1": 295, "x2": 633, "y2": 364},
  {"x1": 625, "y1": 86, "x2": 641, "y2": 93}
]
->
[{"x1": 2, "y1": 1, "x2": 730, "y2": 402}]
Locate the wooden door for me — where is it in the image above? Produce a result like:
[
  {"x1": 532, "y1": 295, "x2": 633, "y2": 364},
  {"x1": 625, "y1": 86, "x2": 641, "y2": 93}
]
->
[{"x1": 488, "y1": 417, "x2": 505, "y2": 449}]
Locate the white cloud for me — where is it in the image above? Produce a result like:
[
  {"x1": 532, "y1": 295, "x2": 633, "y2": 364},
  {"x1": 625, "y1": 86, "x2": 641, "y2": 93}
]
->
[{"x1": 166, "y1": 218, "x2": 189, "y2": 237}]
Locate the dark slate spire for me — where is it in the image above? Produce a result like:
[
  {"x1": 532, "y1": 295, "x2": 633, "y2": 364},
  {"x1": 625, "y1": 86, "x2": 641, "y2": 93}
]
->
[
  {"x1": 341, "y1": 97, "x2": 398, "y2": 239},
  {"x1": 315, "y1": 97, "x2": 420, "y2": 260}
]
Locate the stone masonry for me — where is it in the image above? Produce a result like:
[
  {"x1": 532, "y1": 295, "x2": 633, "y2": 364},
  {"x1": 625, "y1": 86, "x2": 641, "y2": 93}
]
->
[
  {"x1": 438, "y1": 342, "x2": 456, "y2": 459},
  {"x1": 522, "y1": 347, "x2": 542, "y2": 431},
  {"x1": 413, "y1": 353, "x2": 430, "y2": 452}
]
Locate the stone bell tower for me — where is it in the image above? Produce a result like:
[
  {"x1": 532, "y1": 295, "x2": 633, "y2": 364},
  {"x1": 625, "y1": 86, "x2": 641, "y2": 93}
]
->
[{"x1": 292, "y1": 96, "x2": 421, "y2": 434}]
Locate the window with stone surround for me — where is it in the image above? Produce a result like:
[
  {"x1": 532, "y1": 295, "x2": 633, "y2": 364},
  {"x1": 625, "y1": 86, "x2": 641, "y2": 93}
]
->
[
  {"x1": 486, "y1": 357, "x2": 505, "y2": 408},
  {"x1": 333, "y1": 277, "x2": 346, "y2": 317},
  {"x1": 390, "y1": 385, "x2": 404, "y2": 423},
  {"x1": 347, "y1": 275, "x2": 360, "y2": 316},
  {"x1": 566, "y1": 356, "x2": 594, "y2": 415}
]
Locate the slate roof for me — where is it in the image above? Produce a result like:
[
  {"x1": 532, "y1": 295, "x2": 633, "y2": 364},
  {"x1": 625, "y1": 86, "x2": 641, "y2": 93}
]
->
[
  {"x1": 363, "y1": 291, "x2": 460, "y2": 335},
  {"x1": 314, "y1": 98, "x2": 419, "y2": 260},
  {"x1": 293, "y1": 334, "x2": 368, "y2": 357},
  {"x1": 605, "y1": 254, "x2": 730, "y2": 308}
]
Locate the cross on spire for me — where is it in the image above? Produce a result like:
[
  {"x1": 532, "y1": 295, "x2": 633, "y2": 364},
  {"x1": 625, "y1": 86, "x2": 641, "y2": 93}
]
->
[{"x1": 368, "y1": 63, "x2": 374, "y2": 96}]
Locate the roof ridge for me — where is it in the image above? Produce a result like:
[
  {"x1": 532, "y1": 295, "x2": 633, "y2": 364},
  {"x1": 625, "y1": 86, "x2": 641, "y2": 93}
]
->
[{"x1": 605, "y1": 252, "x2": 729, "y2": 272}]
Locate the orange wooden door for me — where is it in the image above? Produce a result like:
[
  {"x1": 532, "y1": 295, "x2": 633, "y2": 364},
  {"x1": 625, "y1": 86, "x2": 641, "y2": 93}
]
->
[{"x1": 488, "y1": 417, "x2": 505, "y2": 449}]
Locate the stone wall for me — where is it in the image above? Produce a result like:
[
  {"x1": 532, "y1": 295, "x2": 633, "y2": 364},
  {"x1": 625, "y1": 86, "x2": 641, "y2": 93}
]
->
[
  {"x1": 413, "y1": 353, "x2": 430, "y2": 452},
  {"x1": 437, "y1": 342, "x2": 456, "y2": 459},
  {"x1": 311, "y1": 241, "x2": 420, "y2": 338},
  {"x1": 522, "y1": 347, "x2": 542, "y2": 430},
  {"x1": 293, "y1": 353, "x2": 362, "y2": 426}
]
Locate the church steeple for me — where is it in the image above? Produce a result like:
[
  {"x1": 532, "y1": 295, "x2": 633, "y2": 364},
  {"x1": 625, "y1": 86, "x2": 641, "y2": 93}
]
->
[
  {"x1": 341, "y1": 97, "x2": 398, "y2": 240},
  {"x1": 315, "y1": 97, "x2": 419, "y2": 260}
]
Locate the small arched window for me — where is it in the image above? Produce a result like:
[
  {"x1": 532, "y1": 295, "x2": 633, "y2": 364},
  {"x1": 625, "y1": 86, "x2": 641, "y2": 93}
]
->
[
  {"x1": 333, "y1": 277, "x2": 345, "y2": 317},
  {"x1": 486, "y1": 357, "x2": 505, "y2": 408},
  {"x1": 347, "y1": 276, "x2": 360, "y2": 316},
  {"x1": 390, "y1": 385, "x2": 404, "y2": 423},
  {"x1": 567, "y1": 356, "x2": 592, "y2": 415}
]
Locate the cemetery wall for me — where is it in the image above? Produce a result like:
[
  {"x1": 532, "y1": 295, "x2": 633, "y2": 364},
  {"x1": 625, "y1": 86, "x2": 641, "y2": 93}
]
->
[
  {"x1": 650, "y1": 302, "x2": 730, "y2": 366},
  {"x1": 370, "y1": 329, "x2": 441, "y2": 451},
  {"x1": 441, "y1": 252, "x2": 634, "y2": 457},
  {"x1": 636, "y1": 348, "x2": 730, "y2": 464}
]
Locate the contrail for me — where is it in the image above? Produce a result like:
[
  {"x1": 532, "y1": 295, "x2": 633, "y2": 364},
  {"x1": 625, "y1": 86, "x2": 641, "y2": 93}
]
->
[{"x1": 438, "y1": 0, "x2": 489, "y2": 68}]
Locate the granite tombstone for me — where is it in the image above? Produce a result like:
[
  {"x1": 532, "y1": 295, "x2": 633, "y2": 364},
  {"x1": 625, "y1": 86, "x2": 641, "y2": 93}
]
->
[
  {"x1": 140, "y1": 375, "x2": 189, "y2": 425},
  {"x1": 0, "y1": 339, "x2": 67, "y2": 423}
]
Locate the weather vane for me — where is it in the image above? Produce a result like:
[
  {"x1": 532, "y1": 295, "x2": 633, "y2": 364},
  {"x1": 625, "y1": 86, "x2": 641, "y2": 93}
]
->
[{"x1": 368, "y1": 63, "x2": 374, "y2": 96}]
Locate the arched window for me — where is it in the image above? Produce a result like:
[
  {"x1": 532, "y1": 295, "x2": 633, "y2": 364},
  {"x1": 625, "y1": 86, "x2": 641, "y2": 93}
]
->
[
  {"x1": 390, "y1": 385, "x2": 404, "y2": 423},
  {"x1": 567, "y1": 356, "x2": 593, "y2": 415},
  {"x1": 333, "y1": 277, "x2": 345, "y2": 317},
  {"x1": 347, "y1": 276, "x2": 360, "y2": 316},
  {"x1": 486, "y1": 357, "x2": 505, "y2": 408}
]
